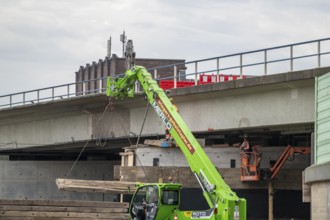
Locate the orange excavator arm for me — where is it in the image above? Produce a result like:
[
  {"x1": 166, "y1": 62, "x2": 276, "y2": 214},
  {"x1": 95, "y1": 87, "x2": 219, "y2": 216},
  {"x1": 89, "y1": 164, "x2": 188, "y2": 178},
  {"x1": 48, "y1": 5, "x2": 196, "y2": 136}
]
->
[{"x1": 269, "y1": 145, "x2": 311, "y2": 179}]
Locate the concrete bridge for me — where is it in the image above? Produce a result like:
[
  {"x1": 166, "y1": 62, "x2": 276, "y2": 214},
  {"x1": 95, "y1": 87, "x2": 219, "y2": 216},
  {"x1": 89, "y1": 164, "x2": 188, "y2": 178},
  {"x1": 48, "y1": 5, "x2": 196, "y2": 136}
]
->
[
  {"x1": 0, "y1": 67, "x2": 327, "y2": 157},
  {"x1": 0, "y1": 66, "x2": 327, "y2": 219},
  {"x1": 1, "y1": 38, "x2": 330, "y2": 219}
]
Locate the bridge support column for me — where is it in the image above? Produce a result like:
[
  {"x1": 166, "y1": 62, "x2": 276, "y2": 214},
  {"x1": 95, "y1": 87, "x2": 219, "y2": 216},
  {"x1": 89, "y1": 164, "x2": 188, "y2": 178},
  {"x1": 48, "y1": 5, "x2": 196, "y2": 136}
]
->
[
  {"x1": 305, "y1": 162, "x2": 330, "y2": 220},
  {"x1": 268, "y1": 181, "x2": 273, "y2": 220}
]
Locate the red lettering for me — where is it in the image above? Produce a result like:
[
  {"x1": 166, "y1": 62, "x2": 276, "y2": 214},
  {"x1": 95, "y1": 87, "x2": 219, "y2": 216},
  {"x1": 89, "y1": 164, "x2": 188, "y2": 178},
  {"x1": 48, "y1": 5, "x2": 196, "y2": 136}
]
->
[{"x1": 156, "y1": 99, "x2": 195, "y2": 154}]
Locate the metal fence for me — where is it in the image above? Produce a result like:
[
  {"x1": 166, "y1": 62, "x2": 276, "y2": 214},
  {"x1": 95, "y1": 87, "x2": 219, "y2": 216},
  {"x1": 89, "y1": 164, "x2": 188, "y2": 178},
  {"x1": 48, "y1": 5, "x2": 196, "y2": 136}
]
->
[{"x1": 1, "y1": 37, "x2": 330, "y2": 109}]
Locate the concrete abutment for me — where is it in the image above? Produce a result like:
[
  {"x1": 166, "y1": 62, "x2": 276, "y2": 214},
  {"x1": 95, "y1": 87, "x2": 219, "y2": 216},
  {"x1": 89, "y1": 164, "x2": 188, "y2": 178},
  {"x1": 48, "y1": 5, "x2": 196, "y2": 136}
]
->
[{"x1": 305, "y1": 162, "x2": 330, "y2": 219}]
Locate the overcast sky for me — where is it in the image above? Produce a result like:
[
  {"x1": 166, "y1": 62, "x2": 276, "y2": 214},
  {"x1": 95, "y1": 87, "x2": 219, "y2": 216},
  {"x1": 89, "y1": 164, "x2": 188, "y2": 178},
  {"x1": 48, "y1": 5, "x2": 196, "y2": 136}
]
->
[{"x1": 0, "y1": 0, "x2": 330, "y2": 95}]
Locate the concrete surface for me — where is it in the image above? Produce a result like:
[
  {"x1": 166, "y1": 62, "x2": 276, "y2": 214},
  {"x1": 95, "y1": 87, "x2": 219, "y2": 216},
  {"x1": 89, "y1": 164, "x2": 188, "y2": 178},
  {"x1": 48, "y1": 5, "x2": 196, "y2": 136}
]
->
[
  {"x1": 0, "y1": 160, "x2": 120, "y2": 201},
  {"x1": 0, "y1": 67, "x2": 329, "y2": 151},
  {"x1": 135, "y1": 146, "x2": 311, "y2": 169},
  {"x1": 305, "y1": 162, "x2": 330, "y2": 219}
]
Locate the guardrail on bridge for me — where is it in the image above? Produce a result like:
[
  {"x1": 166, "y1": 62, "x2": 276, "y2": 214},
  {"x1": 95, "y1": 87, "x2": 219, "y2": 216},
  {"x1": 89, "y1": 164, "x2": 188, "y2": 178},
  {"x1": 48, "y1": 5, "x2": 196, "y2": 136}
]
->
[{"x1": 0, "y1": 38, "x2": 329, "y2": 109}]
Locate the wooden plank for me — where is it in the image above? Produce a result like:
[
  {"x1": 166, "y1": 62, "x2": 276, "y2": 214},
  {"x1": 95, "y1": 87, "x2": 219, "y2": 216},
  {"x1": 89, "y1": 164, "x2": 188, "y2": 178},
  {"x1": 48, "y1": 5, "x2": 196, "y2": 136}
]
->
[
  {"x1": 143, "y1": 139, "x2": 166, "y2": 147},
  {"x1": 0, "y1": 218, "x2": 129, "y2": 220},
  {"x1": 0, "y1": 211, "x2": 130, "y2": 219},
  {"x1": 119, "y1": 166, "x2": 304, "y2": 190},
  {"x1": 1, "y1": 216, "x2": 130, "y2": 220},
  {"x1": 0, "y1": 218, "x2": 94, "y2": 220},
  {"x1": 0, "y1": 205, "x2": 127, "y2": 213},
  {"x1": 114, "y1": 165, "x2": 121, "y2": 180},
  {"x1": 120, "y1": 150, "x2": 135, "y2": 167},
  {"x1": 0, "y1": 199, "x2": 130, "y2": 220},
  {"x1": 0, "y1": 218, "x2": 72, "y2": 220},
  {"x1": 119, "y1": 152, "x2": 134, "y2": 156},
  {"x1": 0, "y1": 200, "x2": 129, "y2": 208},
  {"x1": 56, "y1": 179, "x2": 136, "y2": 194}
]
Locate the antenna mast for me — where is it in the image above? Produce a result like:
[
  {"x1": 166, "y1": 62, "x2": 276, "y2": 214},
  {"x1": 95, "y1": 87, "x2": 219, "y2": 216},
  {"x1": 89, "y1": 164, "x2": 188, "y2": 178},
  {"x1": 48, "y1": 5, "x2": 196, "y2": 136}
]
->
[
  {"x1": 107, "y1": 36, "x2": 112, "y2": 58},
  {"x1": 120, "y1": 31, "x2": 126, "y2": 58}
]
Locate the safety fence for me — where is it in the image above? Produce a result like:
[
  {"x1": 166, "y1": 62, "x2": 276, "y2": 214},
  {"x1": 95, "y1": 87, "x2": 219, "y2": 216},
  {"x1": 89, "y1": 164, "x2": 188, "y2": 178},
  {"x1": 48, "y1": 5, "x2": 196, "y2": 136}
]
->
[{"x1": 0, "y1": 37, "x2": 330, "y2": 109}]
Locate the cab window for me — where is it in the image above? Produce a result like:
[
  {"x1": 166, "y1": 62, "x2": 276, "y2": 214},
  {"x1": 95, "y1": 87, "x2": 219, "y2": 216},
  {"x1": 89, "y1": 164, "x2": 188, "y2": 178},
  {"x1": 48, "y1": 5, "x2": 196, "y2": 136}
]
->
[
  {"x1": 147, "y1": 186, "x2": 159, "y2": 204},
  {"x1": 133, "y1": 186, "x2": 147, "y2": 204},
  {"x1": 161, "y1": 190, "x2": 179, "y2": 205},
  {"x1": 133, "y1": 186, "x2": 159, "y2": 204}
]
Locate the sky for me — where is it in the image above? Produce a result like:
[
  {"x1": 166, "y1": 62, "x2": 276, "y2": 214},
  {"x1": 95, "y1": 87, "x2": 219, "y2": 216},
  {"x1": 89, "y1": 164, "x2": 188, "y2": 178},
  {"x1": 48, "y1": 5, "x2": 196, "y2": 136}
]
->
[{"x1": 0, "y1": 0, "x2": 330, "y2": 95}]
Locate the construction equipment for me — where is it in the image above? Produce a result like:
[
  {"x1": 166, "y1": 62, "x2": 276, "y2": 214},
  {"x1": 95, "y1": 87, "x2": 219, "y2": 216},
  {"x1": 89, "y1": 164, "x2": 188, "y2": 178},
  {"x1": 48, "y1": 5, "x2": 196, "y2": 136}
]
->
[
  {"x1": 240, "y1": 149, "x2": 261, "y2": 182},
  {"x1": 106, "y1": 43, "x2": 246, "y2": 220},
  {"x1": 268, "y1": 145, "x2": 311, "y2": 180},
  {"x1": 240, "y1": 145, "x2": 311, "y2": 182}
]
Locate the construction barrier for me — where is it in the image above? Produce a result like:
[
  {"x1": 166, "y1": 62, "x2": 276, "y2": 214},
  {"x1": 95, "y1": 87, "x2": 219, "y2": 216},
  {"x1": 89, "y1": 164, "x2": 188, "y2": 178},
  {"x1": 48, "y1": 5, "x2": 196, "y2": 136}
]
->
[
  {"x1": 159, "y1": 74, "x2": 246, "y2": 89},
  {"x1": 160, "y1": 80, "x2": 195, "y2": 90},
  {"x1": 199, "y1": 74, "x2": 246, "y2": 85}
]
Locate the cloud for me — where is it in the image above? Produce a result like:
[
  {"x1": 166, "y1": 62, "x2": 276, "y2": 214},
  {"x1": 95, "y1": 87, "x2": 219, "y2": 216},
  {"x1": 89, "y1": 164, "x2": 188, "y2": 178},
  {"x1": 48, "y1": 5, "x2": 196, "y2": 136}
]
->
[{"x1": 0, "y1": 0, "x2": 329, "y2": 94}]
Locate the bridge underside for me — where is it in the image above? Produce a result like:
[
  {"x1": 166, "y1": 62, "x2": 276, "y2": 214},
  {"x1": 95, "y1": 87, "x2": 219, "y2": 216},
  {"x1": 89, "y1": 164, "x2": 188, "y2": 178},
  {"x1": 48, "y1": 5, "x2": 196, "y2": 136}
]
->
[
  {"x1": 0, "y1": 124, "x2": 312, "y2": 160},
  {"x1": 0, "y1": 67, "x2": 327, "y2": 158}
]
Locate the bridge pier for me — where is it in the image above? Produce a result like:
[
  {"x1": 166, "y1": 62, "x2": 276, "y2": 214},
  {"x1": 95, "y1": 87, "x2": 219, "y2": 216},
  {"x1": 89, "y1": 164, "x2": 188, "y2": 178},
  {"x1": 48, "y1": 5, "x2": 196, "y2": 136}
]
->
[{"x1": 305, "y1": 162, "x2": 330, "y2": 219}]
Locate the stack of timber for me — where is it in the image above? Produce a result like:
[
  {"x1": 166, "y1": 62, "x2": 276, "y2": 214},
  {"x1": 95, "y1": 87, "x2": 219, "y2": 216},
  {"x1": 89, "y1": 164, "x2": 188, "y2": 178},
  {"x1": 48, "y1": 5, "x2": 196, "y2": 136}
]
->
[
  {"x1": 56, "y1": 178, "x2": 137, "y2": 194},
  {"x1": 0, "y1": 199, "x2": 130, "y2": 219}
]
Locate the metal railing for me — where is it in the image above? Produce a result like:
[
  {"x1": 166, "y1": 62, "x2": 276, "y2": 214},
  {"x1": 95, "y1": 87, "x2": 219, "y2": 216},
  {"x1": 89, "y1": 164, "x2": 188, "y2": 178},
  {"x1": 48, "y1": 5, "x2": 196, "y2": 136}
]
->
[
  {"x1": 0, "y1": 79, "x2": 107, "y2": 108},
  {"x1": 1, "y1": 37, "x2": 330, "y2": 109}
]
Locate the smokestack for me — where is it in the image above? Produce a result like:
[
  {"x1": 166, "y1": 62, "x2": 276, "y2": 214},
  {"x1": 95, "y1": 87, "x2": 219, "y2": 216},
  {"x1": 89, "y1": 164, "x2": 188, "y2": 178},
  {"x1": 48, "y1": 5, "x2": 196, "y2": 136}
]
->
[
  {"x1": 120, "y1": 31, "x2": 126, "y2": 58},
  {"x1": 107, "y1": 36, "x2": 111, "y2": 58}
]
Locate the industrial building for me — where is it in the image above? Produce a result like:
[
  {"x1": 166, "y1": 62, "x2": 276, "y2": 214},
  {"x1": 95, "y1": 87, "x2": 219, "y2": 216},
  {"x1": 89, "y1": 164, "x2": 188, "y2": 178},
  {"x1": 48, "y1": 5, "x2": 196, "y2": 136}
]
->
[{"x1": 75, "y1": 54, "x2": 186, "y2": 95}]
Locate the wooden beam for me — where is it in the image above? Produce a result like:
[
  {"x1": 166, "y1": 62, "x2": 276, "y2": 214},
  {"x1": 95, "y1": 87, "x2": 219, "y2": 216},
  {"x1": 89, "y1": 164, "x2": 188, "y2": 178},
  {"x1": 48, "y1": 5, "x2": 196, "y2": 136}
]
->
[
  {"x1": 114, "y1": 165, "x2": 120, "y2": 180},
  {"x1": 0, "y1": 205, "x2": 127, "y2": 213},
  {"x1": 0, "y1": 200, "x2": 129, "y2": 208},
  {"x1": 0, "y1": 211, "x2": 130, "y2": 219},
  {"x1": 143, "y1": 139, "x2": 165, "y2": 147},
  {"x1": 0, "y1": 218, "x2": 114, "y2": 220},
  {"x1": 0, "y1": 199, "x2": 130, "y2": 220},
  {"x1": 119, "y1": 166, "x2": 304, "y2": 190},
  {"x1": 56, "y1": 179, "x2": 136, "y2": 194}
]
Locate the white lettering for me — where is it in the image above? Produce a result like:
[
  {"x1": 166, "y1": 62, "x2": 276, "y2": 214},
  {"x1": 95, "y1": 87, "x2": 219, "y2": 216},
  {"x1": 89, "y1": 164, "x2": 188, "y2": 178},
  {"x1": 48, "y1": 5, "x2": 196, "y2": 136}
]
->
[
  {"x1": 200, "y1": 170, "x2": 214, "y2": 193},
  {"x1": 191, "y1": 209, "x2": 214, "y2": 219},
  {"x1": 192, "y1": 212, "x2": 206, "y2": 217},
  {"x1": 152, "y1": 101, "x2": 172, "y2": 130}
]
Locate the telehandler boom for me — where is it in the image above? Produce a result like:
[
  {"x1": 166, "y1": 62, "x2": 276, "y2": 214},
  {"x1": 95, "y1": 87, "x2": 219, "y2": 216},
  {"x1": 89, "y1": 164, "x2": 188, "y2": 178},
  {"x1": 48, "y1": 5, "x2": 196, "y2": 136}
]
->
[{"x1": 106, "y1": 64, "x2": 246, "y2": 220}]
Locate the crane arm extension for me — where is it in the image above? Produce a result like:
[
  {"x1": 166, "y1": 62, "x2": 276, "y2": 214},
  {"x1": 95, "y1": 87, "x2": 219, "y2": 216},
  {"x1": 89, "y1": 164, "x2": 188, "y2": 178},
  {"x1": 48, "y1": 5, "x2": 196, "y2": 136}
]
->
[
  {"x1": 106, "y1": 66, "x2": 245, "y2": 212},
  {"x1": 270, "y1": 145, "x2": 311, "y2": 179}
]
